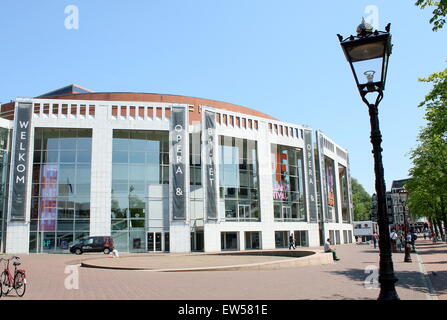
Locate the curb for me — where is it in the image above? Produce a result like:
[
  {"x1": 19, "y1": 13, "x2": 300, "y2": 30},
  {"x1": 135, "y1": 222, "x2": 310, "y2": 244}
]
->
[
  {"x1": 414, "y1": 248, "x2": 439, "y2": 300},
  {"x1": 80, "y1": 251, "x2": 333, "y2": 272}
]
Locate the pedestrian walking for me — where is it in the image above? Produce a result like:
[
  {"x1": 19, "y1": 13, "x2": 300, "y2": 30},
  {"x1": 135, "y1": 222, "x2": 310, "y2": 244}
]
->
[
  {"x1": 372, "y1": 232, "x2": 379, "y2": 249},
  {"x1": 289, "y1": 233, "x2": 296, "y2": 250},
  {"x1": 324, "y1": 238, "x2": 340, "y2": 261},
  {"x1": 411, "y1": 232, "x2": 417, "y2": 251},
  {"x1": 432, "y1": 232, "x2": 437, "y2": 244},
  {"x1": 396, "y1": 235, "x2": 403, "y2": 252},
  {"x1": 390, "y1": 229, "x2": 398, "y2": 253}
]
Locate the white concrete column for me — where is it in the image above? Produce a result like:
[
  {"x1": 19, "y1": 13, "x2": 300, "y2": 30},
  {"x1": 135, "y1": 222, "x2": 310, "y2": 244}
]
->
[
  {"x1": 204, "y1": 222, "x2": 220, "y2": 252},
  {"x1": 6, "y1": 223, "x2": 29, "y2": 254},
  {"x1": 89, "y1": 105, "x2": 112, "y2": 236},
  {"x1": 169, "y1": 222, "x2": 191, "y2": 252},
  {"x1": 257, "y1": 121, "x2": 275, "y2": 250}
]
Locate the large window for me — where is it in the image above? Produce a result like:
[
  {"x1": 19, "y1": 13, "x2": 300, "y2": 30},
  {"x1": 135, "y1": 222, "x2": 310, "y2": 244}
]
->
[
  {"x1": 221, "y1": 232, "x2": 239, "y2": 250},
  {"x1": 293, "y1": 230, "x2": 309, "y2": 247},
  {"x1": 189, "y1": 132, "x2": 201, "y2": 186},
  {"x1": 30, "y1": 128, "x2": 92, "y2": 253},
  {"x1": 275, "y1": 231, "x2": 288, "y2": 248},
  {"x1": 219, "y1": 137, "x2": 260, "y2": 221},
  {"x1": 111, "y1": 130, "x2": 169, "y2": 252},
  {"x1": 272, "y1": 145, "x2": 306, "y2": 221}
]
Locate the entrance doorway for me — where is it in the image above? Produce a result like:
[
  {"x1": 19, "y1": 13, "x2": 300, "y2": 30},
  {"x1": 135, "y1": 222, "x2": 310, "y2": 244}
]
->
[
  {"x1": 191, "y1": 231, "x2": 204, "y2": 252},
  {"x1": 147, "y1": 232, "x2": 165, "y2": 252}
]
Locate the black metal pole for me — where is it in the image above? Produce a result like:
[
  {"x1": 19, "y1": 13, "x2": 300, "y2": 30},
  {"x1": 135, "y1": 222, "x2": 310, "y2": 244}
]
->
[
  {"x1": 367, "y1": 102, "x2": 400, "y2": 300},
  {"x1": 403, "y1": 206, "x2": 412, "y2": 262}
]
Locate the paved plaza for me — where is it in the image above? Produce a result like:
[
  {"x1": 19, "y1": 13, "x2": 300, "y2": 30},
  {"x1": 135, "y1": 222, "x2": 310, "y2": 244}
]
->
[{"x1": 0, "y1": 239, "x2": 445, "y2": 300}]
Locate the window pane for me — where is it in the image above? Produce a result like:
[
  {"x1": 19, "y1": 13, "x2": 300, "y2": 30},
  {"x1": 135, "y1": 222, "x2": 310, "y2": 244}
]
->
[
  {"x1": 113, "y1": 151, "x2": 128, "y2": 163},
  {"x1": 76, "y1": 165, "x2": 91, "y2": 184},
  {"x1": 60, "y1": 151, "x2": 76, "y2": 163}
]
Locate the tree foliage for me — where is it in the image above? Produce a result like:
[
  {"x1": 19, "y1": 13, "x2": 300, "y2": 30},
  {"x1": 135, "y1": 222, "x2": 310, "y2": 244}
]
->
[
  {"x1": 415, "y1": 0, "x2": 447, "y2": 31},
  {"x1": 406, "y1": 68, "x2": 447, "y2": 233},
  {"x1": 351, "y1": 177, "x2": 372, "y2": 221}
]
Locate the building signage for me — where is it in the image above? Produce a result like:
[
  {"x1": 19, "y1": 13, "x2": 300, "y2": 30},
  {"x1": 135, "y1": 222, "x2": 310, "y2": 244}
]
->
[
  {"x1": 317, "y1": 132, "x2": 329, "y2": 222},
  {"x1": 304, "y1": 129, "x2": 318, "y2": 223},
  {"x1": 204, "y1": 110, "x2": 217, "y2": 220},
  {"x1": 346, "y1": 155, "x2": 353, "y2": 222},
  {"x1": 170, "y1": 107, "x2": 187, "y2": 220},
  {"x1": 10, "y1": 101, "x2": 33, "y2": 221}
]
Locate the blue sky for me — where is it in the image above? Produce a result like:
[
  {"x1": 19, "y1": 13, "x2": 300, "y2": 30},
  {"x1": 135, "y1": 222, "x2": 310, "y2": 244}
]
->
[{"x1": 1, "y1": 0, "x2": 446, "y2": 195}]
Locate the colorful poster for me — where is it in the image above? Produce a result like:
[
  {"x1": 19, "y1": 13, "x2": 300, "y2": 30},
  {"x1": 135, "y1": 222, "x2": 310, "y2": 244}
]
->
[{"x1": 39, "y1": 164, "x2": 58, "y2": 231}]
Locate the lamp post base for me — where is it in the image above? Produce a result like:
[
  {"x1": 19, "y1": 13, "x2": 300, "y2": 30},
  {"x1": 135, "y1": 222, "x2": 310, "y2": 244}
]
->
[
  {"x1": 378, "y1": 288, "x2": 400, "y2": 300},
  {"x1": 378, "y1": 274, "x2": 400, "y2": 300}
]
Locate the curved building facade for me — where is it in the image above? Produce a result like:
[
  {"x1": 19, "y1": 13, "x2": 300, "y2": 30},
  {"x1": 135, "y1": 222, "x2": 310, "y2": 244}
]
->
[{"x1": 0, "y1": 85, "x2": 354, "y2": 253}]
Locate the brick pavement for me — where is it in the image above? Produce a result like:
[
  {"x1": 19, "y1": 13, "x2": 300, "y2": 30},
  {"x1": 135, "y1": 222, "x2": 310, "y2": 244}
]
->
[
  {"x1": 0, "y1": 243, "x2": 437, "y2": 300},
  {"x1": 414, "y1": 238, "x2": 447, "y2": 300}
]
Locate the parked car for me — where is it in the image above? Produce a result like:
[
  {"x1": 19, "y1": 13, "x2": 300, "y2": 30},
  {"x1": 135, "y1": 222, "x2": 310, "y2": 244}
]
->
[{"x1": 69, "y1": 236, "x2": 113, "y2": 255}]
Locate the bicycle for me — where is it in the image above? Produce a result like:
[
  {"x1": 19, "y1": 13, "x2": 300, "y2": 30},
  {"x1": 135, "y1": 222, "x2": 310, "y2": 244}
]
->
[{"x1": 0, "y1": 256, "x2": 27, "y2": 297}]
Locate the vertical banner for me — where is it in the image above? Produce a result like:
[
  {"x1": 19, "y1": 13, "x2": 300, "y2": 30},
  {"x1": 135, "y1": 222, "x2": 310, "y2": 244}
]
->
[
  {"x1": 317, "y1": 131, "x2": 329, "y2": 222},
  {"x1": 203, "y1": 110, "x2": 217, "y2": 220},
  {"x1": 346, "y1": 154, "x2": 353, "y2": 222},
  {"x1": 39, "y1": 164, "x2": 58, "y2": 231},
  {"x1": 304, "y1": 129, "x2": 318, "y2": 223},
  {"x1": 10, "y1": 101, "x2": 33, "y2": 221},
  {"x1": 170, "y1": 107, "x2": 187, "y2": 220}
]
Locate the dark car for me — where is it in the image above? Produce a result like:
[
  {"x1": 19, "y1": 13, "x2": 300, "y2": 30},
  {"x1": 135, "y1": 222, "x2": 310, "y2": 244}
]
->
[{"x1": 69, "y1": 236, "x2": 113, "y2": 255}]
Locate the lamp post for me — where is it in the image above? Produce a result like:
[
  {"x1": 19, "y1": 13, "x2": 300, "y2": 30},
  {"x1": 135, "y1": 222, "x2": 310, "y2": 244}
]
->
[
  {"x1": 337, "y1": 19, "x2": 399, "y2": 300},
  {"x1": 398, "y1": 190, "x2": 412, "y2": 262}
]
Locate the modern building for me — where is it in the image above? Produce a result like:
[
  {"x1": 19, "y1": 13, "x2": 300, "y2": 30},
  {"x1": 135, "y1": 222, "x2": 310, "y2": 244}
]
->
[{"x1": 0, "y1": 85, "x2": 354, "y2": 254}]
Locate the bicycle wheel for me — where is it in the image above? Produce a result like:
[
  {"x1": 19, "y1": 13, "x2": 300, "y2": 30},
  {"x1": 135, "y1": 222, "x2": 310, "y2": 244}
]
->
[
  {"x1": 14, "y1": 273, "x2": 26, "y2": 297},
  {"x1": 1, "y1": 271, "x2": 10, "y2": 295}
]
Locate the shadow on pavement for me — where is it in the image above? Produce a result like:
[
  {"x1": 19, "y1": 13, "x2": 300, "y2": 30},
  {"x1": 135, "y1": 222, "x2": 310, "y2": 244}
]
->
[
  {"x1": 417, "y1": 249, "x2": 447, "y2": 255},
  {"x1": 327, "y1": 269, "x2": 430, "y2": 294},
  {"x1": 428, "y1": 271, "x2": 447, "y2": 295},
  {"x1": 423, "y1": 261, "x2": 447, "y2": 264}
]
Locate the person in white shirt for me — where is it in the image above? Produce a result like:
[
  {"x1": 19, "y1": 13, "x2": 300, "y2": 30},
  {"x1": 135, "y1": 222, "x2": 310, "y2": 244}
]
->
[
  {"x1": 324, "y1": 238, "x2": 340, "y2": 261},
  {"x1": 390, "y1": 229, "x2": 398, "y2": 252},
  {"x1": 109, "y1": 246, "x2": 120, "y2": 258}
]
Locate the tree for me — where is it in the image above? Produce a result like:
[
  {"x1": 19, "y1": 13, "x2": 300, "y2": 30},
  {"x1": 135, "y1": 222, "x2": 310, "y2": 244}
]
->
[
  {"x1": 406, "y1": 68, "x2": 447, "y2": 237},
  {"x1": 351, "y1": 178, "x2": 372, "y2": 221},
  {"x1": 415, "y1": 0, "x2": 447, "y2": 31}
]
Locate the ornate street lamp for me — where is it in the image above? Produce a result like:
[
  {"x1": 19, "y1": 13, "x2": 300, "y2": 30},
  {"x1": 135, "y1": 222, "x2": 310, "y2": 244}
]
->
[
  {"x1": 398, "y1": 190, "x2": 412, "y2": 262},
  {"x1": 337, "y1": 19, "x2": 399, "y2": 300}
]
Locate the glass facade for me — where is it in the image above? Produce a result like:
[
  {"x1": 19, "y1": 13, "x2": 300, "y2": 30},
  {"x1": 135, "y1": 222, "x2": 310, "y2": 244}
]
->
[
  {"x1": 272, "y1": 145, "x2": 306, "y2": 221},
  {"x1": 245, "y1": 231, "x2": 261, "y2": 249},
  {"x1": 275, "y1": 231, "x2": 288, "y2": 248},
  {"x1": 111, "y1": 130, "x2": 169, "y2": 252},
  {"x1": 30, "y1": 128, "x2": 92, "y2": 253},
  {"x1": 0, "y1": 128, "x2": 10, "y2": 253},
  {"x1": 293, "y1": 230, "x2": 309, "y2": 247},
  {"x1": 221, "y1": 232, "x2": 238, "y2": 250},
  {"x1": 219, "y1": 136, "x2": 260, "y2": 221}
]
